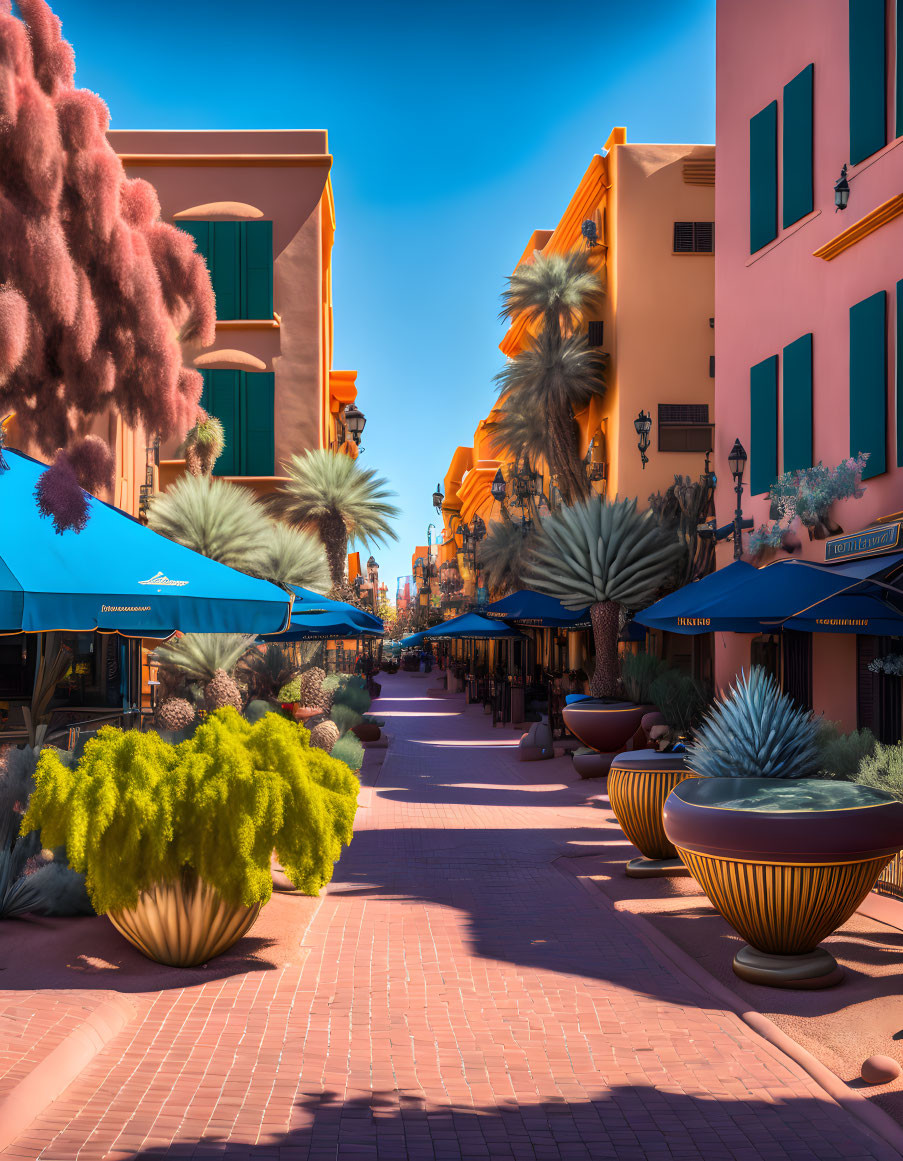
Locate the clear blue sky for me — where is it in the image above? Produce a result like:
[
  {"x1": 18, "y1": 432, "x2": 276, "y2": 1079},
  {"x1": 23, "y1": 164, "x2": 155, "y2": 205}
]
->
[{"x1": 51, "y1": 0, "x2": 715, "y2": 594}]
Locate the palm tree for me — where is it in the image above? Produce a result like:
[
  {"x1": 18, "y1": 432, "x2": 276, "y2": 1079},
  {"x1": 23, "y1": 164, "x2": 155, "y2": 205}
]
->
[
  {"x1": 277, "y1": 450, "x2": 398, "y2": 589},
  {"x1": 477, "y1": 520, "x2": 536, "y2": 597},
  {"x1": 525, "y1": 495, "x2": 684, "y2": 698},
  {"x1": 248, "y1": 522, "x2": 330, "y2": 593},
  {"x1": 497, "y1": 250, "x2": 605, "y2": 505}
]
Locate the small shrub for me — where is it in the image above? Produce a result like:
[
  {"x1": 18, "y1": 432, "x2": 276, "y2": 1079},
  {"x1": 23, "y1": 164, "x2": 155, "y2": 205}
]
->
[
  {"x1": 648, "y1": 669, "x2": 710, "y2": 738},
  {"x1": 620, "y1": 651, "x2": 667, "y2": 705},
  {"x1": 331, "y1": 704, "x2": 363, "y2": 735},
  {"x1": 278, "y1": 676, "x2": 302, "y2": 703},
  {"x1": 686, "y1": 667, "x2": 821, "y2": 779},
  {"x1": 816, "y1": 721, "x2": 877, "y2": 780},
  {"x1": 854, "y1": 743, "x2": 903, "y2": 801},
  {"x1": 21, "y1": 710, "x2": 359, "y2": 913},
  {"x1": 331, "y1": 732, "x2": 364, "y2": 773}
]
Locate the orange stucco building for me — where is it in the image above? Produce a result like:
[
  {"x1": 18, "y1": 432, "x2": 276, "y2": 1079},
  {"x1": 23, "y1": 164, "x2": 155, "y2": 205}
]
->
[{"x1": 431, "y1": 128, "x2": 715, "y2": 614}]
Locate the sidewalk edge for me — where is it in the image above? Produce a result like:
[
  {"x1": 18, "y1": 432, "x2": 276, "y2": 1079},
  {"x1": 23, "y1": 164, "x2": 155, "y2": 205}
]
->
[{"x1": 557, "y1": 860, "x2": 903, "y2": 1161}]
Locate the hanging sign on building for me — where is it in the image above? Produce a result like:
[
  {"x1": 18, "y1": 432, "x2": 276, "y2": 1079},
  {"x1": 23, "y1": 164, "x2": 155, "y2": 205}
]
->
[{"x1": 824, "y1": 522, "x2": 902, "y2": 562}]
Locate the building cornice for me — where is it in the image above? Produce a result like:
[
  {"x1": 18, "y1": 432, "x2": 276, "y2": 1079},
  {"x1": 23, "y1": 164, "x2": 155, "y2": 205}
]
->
[
  {"x1": 813, "y1": 192, "x2": 903, "y2": 260},
  {"x1": 117, "y1": 153, "x2": 333, "y2": 169}
]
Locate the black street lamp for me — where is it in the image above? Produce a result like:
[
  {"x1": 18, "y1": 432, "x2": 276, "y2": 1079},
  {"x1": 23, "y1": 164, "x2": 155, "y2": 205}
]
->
[
  {"x1": 634, "y1": 409, "x2": 652, "y2": 469},
  {"x1": 728, "y1": 438, "x2": 753, "y2": 561},
  {"x1": 834, "y1": 164, "x2": 850, "y2": 211},
  {"x1": 491, "y1": 468, "x2": 506, "y2": 502},
  {"x1": 343, "y1": 402, "x2": 366, "y2": 445},
  {"x1": 432, "y1": 482, "x2": 444, "y2": 512}
]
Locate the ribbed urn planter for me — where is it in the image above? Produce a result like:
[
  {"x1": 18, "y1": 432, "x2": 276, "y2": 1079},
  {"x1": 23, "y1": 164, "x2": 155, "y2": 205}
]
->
[
  {"x1": 108, "y1": 868, "x2": 263, "y2": 968},
  {"x1": 561, "y1": 700, "x2": 646, "y2": 779},
  {"x1": 663, "y1": 778, "x2": 903, "y2": 988},
  {"x1": 607, "y1": 750, "x2": 699, "y2": 876}
]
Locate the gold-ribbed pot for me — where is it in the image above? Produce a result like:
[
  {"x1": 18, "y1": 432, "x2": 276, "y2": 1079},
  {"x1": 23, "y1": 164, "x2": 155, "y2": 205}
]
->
[
  {"x1": 608, "y1": 752, "x2": 699, "y2": 861},
  {"x1": 108, "y1": 868, "x2": 263, "y2": 967}
]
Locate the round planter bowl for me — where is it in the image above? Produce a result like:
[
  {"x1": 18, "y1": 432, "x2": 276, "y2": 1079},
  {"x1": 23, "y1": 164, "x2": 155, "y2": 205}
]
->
[
  {"x1": 353, "y1": 721, "x2": 381, "y2": 743},
  {"x1": 561, "y1": 700, "x2": 645, "y2": 754},
  {"x1": 608, "y1": 750, "x2": 699, "y2": 876},
  {"x1": 663, "y1": 778, "x2": 903, "y2": 988},
  {"x1": 108, "y1": 870, "x2": 263, "y2": 968}
]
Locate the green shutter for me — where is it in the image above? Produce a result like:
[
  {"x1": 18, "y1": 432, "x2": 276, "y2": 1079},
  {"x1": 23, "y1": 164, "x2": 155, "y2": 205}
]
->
[
  {"x1": 782, "y1": 65, "x2": 814, "y2": 228},
  {"x1": 850, "y1": 290, "x2": 887, "y2": 478},
  {"x1": 179, "y1": 220, "x2": 210, "y2": 265},
  {"x1": 782, "y1": 333, "x2": 813, "y2": 472},
  {"x1": 210, "y1": 223, "x2": 241, "y2": 321},
  {"x1": 749, "y1": 102, "x2": 778, "y2": 253},
  {"x1": 241, "y1": 222, "x2": 274, "y2": 320},
  {"x1": 750, "y1": 355, "x2": 779, "y2": 494},
  {"x1": 240, "y1": 372, "x2": 275, "y2": 476},
  {"x1": 849, "y1": 0, "x2": 887, "y2": 164},
  {"x1": 200, "y1": 369, "x2": 240, "y2": 476},
  {"x1": 896, "y1": 280, "x2": 903, "y2": 465},
  {"x1": 897, "y1": 0, "x2": 903, "y2": 138}
]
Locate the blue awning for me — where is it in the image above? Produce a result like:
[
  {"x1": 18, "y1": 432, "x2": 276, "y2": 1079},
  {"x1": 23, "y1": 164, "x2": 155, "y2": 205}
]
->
[
  {"x1": 636, "y1": 553, "x2": 903, "y2": 636},
  {"x1": 399, "y1": 629, "x2": 432, "y2": 648},
  {"x1": 272, "y1": 585, "x2": 383, "y2": 640},
  {"x1": 423, "y1": 612, "x2": 525, "y2": 640},
  {"x1": 0, "y1": 450, "x2": 292, "y2": 636},
  {"x1": 483, "y1": 589, "x2": 591, "y2": 628}
]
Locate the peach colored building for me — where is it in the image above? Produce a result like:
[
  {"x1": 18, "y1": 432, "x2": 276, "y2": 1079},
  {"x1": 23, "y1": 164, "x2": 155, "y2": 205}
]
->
[{"x1": 713, "y1": 0, "x2": 903, "y2": 734}]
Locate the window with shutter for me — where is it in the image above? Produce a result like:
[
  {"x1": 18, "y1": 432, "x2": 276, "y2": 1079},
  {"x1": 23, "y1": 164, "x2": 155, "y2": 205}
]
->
[
  {"x1": 749, "y1": 102, "x2": 778, "y2": 252},
  {"x1": 673, "y1": 222, "x2": 714, "y2": 253},
  {"x1": 199, "y1": 369, "x2": 275, "y2": 477},
  {"x1": 178, "y1": 221, "x2": 273, "y2": 321},
  {"x1": 199, "y1": 369, "x2": 240, "y2": 476},
  {"x1": 849, "y1": 0, "x2": 887, "y2": 164},
  {"x1": 782, "y1": 64, "x2": 814, "y2": 227},
  {"x1": 587, "y1": 321, "x2": 604, "y2": 347},
  {"x1": 782, "y1": 333, "x2": 813, "y2": 472},
  {"x1": 657, "y1": 404, "x2": 713, "y2": 452},
  {"x1": 750, "y1": 355, "x2": 779, "y2": 494},
  {"x1": 849, "y1": 289, "x2": 887, "y2": 478}
]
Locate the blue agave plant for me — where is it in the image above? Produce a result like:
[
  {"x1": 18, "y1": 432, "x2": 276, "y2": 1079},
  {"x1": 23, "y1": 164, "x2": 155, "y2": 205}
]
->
[{"x1": 686, "y1": 667, "x2": 821, "y2": 779}]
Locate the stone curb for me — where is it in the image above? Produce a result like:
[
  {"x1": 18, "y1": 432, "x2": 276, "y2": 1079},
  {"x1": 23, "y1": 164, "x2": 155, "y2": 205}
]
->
[
  {"x1": 0, "y1": 992, "x2": 137, "y2": 1154},
  {"x1": 558, "y1": 860, "x2": 903, "y2": 1161}
]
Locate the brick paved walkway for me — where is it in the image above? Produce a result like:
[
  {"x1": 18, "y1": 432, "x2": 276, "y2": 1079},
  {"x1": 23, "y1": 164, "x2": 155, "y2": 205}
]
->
[{"x1": 3, "y1": 673, "x2": 899, "y2": 1160}]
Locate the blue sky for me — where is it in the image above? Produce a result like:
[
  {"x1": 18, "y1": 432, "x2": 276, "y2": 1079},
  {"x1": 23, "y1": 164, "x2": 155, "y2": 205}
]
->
[{"x1": 51, "y1": 0, "x2": 715, "y2": 593}]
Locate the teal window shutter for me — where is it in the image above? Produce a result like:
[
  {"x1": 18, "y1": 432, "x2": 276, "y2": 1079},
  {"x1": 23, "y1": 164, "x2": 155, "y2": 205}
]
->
[
  {"x1": 749, "y1": 102, "x2": 778, "y2": 252},
  {"x1": 850, "y1": 290, "x2": 887, "y2": 478},
  {"x1": 849, "y1": 0, "x2": 887, "y2": 164},
  {"x1": 750, "y1": 355, "x2": 779, "y2": 494},
  {"x1": 179, "y1": 220, "x2": 210, "y2": 264},
  {"x1": 782, "y1": 334, "x2": 813, "y2": 472},
  {"x1": 897, "y1": 0, "x2": 903, "y2": 138},
  {"x1": 241, "y1": 222, "x2": 274, "y2": 319},
  {"x1": 210, "y1": 223, "x2": 241, "y2": 321},
  {"x1": 782, "y1": 65, "x2": 814, "y2": 227},
  {"x1": 240, "y1": 372, "x2": 275, "y2": 476},
  {"x1": 896, "y1": 280, "x2": 903, "y2": 465},
  {"x1": 200, "y1": 369, "x2": 240, "y2": 476}
]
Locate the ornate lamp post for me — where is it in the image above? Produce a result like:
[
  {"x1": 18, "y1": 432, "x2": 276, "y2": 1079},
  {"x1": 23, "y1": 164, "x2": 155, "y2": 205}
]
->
[
  {"x1": 698, "y1": 437, "x2": 754, "y2": 561},
  {"x1": 366, "y1": 555, "x2": 379, "y2": 612},
  {"x1": 432, "y1": 483, "x2": 444, "y2": 513},
  {"x1": 634, "y1": 410, "x2": 652, "y2": 470},
  {"x1": 343, "y1": 402, "x2": 366, "y2": 447},
  {"x1": 834, "y1": 164, "x2": 850, "y2": 211}
]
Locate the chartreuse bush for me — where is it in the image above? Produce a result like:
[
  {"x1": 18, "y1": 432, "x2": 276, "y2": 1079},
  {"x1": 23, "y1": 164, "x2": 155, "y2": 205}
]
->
[{"x1": 20, "y1": 709, "x2": 359, "y2": 915}]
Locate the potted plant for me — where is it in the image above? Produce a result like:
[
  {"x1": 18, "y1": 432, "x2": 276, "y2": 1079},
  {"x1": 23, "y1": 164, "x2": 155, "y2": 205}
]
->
[
  {"x1": 21, "y1": 709, "x2": 360, "y2": 967},
  {"x1": 663, "y1": 668, "x2": 903, "y2": 988},
  {"x1": 607, "y1": 667, "x2": 710, "y2": 876},
  {"x1": 527, "y1": 497, "x2": 684, "y2": 775}
]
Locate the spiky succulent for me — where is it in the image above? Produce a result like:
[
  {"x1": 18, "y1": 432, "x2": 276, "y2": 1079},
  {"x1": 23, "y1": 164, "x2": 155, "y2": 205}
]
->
[
  {"x1": 148, "y1": 475, "x2": 269, "y2": 572},
  {"x1": 152, "y1": 634, "x2": 255, "y2": 684},
  {"x1": 181, "y1": 413, "x2": 226, "y2": 477},
  {"x1": 477, "y1": 520, "x2": 537, "y2": 597},
  {"x1": 686, "y1": 667, "x2": 822, "y2": 779},
  {"x1": 525, "y1": 495, "x2": 684, "y2": 611},
  {"x1": 239, "y1": 644, "x2": 301, "y2": 703},
  {"x1": 620, "y1": 651, "x2": 667, "y2": 705},
  {"x1": 248, "y1": 521, "x2": 330, "y2": 592}
]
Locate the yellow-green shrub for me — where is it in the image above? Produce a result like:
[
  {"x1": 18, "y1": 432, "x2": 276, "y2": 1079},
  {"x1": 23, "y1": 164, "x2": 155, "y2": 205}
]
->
[{"x1": 20, "y1": 709, "x2": 359, "y2": 914}]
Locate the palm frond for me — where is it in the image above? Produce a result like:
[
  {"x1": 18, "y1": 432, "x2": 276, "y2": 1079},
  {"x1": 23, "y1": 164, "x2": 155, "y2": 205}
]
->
[
  {"x1": 152, "y1": 634, "x2": 256, "y2": 683},
  {"x1": 484, "y1": 397, "x2": 548, "y2": 466},
  {"x1": 277, "y1": 450, "x2": 399, "y2": 548},
  {"x1": 148, "y1": 475, "x2": 269, "y2": 571},
  {"x1": 249, "y1": 522, "x2": 331, "y2": 592},
  {"x1": 494, "y1": 330, "x2": 606, "y2": 416},
  {"x1": 500, "y1": 250, "x2": 603, "y2": 334},
  {"x1": 477, "y1": 521, "x2": 537, "y2": 596},
  {"x1": 524, "y1": 495, "x2": 684, "y2": 610},
  {"x1": 238, "y1": 644, "x2": 301, "y2": 700}
]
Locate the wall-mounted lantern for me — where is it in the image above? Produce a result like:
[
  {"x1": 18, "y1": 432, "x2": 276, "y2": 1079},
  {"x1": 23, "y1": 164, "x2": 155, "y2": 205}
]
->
[
  {"x1": 634, "y1": 409, "x2": 652, "y2": 470},
  {"x1": 343, "y1": 402, "x2": 366, "y2": 445},
  {"x1": 834, "y1": 164, "x2": 850, "y2": 211}
]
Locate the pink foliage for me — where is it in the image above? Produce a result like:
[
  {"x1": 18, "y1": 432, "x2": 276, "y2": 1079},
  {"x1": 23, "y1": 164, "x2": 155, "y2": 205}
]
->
[
  {"x1": 66, "y1": 435, "x2": 114, "y2": 494},
  {"x1": 0, "y1": 1, "x2": 215, "y2": 528},
  {"x1": 33, "y1": 454, "x2": 88, "y2": 534}
]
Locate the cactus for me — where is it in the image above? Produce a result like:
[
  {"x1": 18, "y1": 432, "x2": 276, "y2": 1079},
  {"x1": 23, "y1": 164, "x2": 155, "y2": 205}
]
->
[
  {"x1": 155, "y1": 697, "x2": 197, "y2": 731},
  {"x1": 309, "y1": 720, "x2": 340, "y2": 754},
  {"x1": 203, "y1": 669, "x2": 243, "y2": 713}
]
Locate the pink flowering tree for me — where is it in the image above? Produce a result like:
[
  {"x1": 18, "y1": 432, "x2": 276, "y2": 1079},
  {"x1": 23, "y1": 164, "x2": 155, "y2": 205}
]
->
[{"x1": 0, "y1": 0, "x2": 215, "y2": 530}]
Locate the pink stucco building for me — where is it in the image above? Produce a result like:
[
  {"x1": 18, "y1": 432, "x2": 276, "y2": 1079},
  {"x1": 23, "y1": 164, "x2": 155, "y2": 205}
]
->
[{"x1": 714, "y1": 0, "x2": 903, "y2": 733}]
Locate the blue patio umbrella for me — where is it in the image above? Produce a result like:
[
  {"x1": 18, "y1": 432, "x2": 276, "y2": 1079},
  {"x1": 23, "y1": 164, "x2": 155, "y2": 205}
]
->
[
  {"x1": 422, "y1": 612, "x2": 525, "y2": 640},
  {"x1": 483, "y1": 589, "x2": 591, "y2": 628},
  {"x1": 271, "y1": 586, "x2": 383, "y2": 640},
  {"x1": 399, "y1": 629, "x2": 432, "y2": 648},
  {"x1": 0, "y1": 450, "x2": 292, "y2": 636}
]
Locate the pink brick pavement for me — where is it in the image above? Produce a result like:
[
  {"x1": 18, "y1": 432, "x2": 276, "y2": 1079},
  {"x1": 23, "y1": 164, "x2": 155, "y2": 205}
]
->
[{"x1": 2, "y1": 671, "x2": 898, "y2": 1160}]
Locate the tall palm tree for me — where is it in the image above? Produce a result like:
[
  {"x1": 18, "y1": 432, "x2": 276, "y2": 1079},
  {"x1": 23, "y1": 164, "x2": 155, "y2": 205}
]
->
[
  {"x1": 525, "y1": 495, "x2": 684, "y2": 698},
  {"x1": 497, "y1": 250, "x2": 605, "y2": 505},
  {"x1": 278, "y1": 450, "x2": 399, "y2": 589},
  {"x1": 248, "y1": 522, "x2": 330, "y2": 593},
  {"x1": 477, "y1": 520, "x2": 536, "y2": 597}
]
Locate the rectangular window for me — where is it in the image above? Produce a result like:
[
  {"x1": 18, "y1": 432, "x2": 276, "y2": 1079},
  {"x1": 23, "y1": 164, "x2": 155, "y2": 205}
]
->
[
  {"x1": 750, "y1": 355, "x2": 779, "y2": 494},
  {"x1": 782, "y1": 65, "x2": 814, "y2": 227},
  {"x1": 178, "y1": 221, "x2": 274, "y2": 321},
  {"x1": 782, "y1": 333, "x2": 813, "y2": 472},
  {"x1": 673, "y1": 221, "x2": 714, "y2": 253},
  {"x1": 657, "y1": 404, "x2": 713, "y2": 452},
  {"x1": 587, "y1": 320, "x2": 604, "y2": 346},
  {"x1": 849, "y1": 289, "x2": 887, "y2": 478},
  {"x1": 849, "y1": 0, "x2": 887, "y2": 164},
  {"x1": 749, "y1": 102, "x2": 778, "y2": 253},
  {"x1": 200, "y1": 369, "x2": 275, "y2": 476}
]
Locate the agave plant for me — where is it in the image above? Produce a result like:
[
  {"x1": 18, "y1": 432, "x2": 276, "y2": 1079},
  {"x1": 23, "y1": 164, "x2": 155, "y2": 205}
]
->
[
  {"x1": 477, "y1": 520, "x2": 536, "y2": 597},
  {"x1": 180, "y1": 412, "x2": 226, "y2": 478},
  {"x1": 525, "y1": 495, "x2": 684, "y2": 697},
  {"x1": 248, "y1": 522, "x2": 331, "y2": 593},
  {"x1": 686, "y1": 667, "x2": 822, "y2": 779},
  {"x1": 277, "y1": 450, "x2": 399, "y2": 588},
  {"x1": 148, "y1": 474, "x2": 269, "y2": 573}
]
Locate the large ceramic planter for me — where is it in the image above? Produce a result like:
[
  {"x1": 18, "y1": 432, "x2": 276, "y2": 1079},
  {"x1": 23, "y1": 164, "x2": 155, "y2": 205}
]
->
[
  {"x1": 108, "y1": 868, "x2": 263, "y2": 967},
  {"x1": 608, "y1": 750, "x2": 699, "y2": 877},
  {"x1": 663, "y1": 778, "x2": 903, "y2": 988},
  {"x1": 562, "y1": 700, "x2": 646, "y2": 778},
  {"x1": 353, "y1": 721, "x2": 381, "y2": 743}
]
